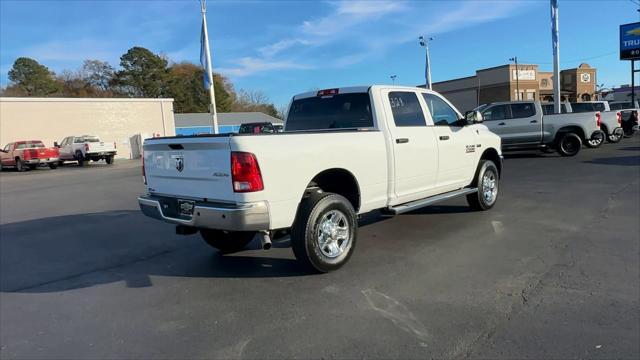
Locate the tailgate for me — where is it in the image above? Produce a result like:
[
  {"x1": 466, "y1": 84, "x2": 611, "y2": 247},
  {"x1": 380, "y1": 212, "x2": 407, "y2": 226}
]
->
[
  {"x1": 143, "y1": 136, "x2": 235, "y2": 202},
  {"x1": 88, "y1": 142, "x2": 114, "y2": 152}
]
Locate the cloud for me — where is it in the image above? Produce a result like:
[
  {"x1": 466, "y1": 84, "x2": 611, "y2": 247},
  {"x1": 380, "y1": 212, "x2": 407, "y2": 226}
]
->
[{"x1": 217, "y1": 57, "x2": 312, "y2": 77}]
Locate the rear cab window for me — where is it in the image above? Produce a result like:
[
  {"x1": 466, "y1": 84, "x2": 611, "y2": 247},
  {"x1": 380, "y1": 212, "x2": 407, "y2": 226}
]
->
[
  {"x1": 510, "y1": 103, "x2": 536, "y2": 118},
  {"x1": 286, "y1": 92, "x2": 373, "y2": 131}
]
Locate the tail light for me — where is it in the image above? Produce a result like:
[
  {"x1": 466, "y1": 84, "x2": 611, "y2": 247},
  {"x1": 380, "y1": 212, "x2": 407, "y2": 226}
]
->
[
  {"x1": 142, "y1": 152, "x2": 147, "y2": 185},
  {"x1": 24, "y1": 149, "x2": 35, "y2": 159},
  {"x1": 114, "y1": 142, "x2": 117, "y2": 149},
  {"x1": 231, "y1": 152, "x2": 263, "y2": 192},
  {"x1": 84, "y1": 143, "x2": 89, "y2": 152},
  {"x1": 596, "y1": 112, "x2": 601, "y2": 128},
  {"x1": 616, "y1": 112, "x2": 622, "y2": 126}
]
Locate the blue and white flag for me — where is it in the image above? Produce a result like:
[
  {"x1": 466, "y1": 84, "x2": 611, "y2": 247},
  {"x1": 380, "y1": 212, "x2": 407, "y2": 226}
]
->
[{"x1": 200, "y1": 19, "x2": 211, "y2": 89}]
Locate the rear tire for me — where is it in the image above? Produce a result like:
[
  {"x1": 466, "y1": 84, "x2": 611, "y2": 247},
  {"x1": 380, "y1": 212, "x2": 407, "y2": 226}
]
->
[
  {"x1": 585, "y1": 131, "x2": 605, "y2": 148},
  {"x1": 606, "y1": 128, "x2": 623, "y2": 143},
  {"x1": 467, "y1": 160, "x2": 499, "y2": 211},
  {"x1": 76, "y1": 151, "x2": 85, "y2": 167},
  {"x1": 48, "y1": 163, "x2": 58, "y2": 169},
  {"x1": 15, "y1": 158, "x2": 25, "y2": 172},
  {"x1": 105, "y1": 155, "x2": 114, "y2": 165},
  {"x1": 200, "y1": 230, "x2": 255, "y2": 254},
  {"x1": 291, "y1": 192, "x2": 357, "y2": 273},
  {"x1": 28, "y1": 164, "x2": 37, "y2": 170},
  {"x1": 556, "y1": 133, "x2": 582, "y2": 157}
]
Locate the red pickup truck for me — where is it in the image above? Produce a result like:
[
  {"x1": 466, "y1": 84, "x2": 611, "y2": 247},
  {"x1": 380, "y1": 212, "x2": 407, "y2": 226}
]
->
[{"x1": 0, "y1": 140, "x2": 60, "y2": 172}]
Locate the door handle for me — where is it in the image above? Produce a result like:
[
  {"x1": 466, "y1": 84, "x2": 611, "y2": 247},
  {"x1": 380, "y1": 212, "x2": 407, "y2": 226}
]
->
[
  {"x1": 498, "y1": 122, "x2": 506, "y2": 126},
  {"x1": 439, "y1": 135, "x2": 450, "y2": 141},
  {"x1": 396, "y1": 138, "x2": 409, "y2": 144},
  {"x1": 530, "y1": 120, "x2": 538, "y2": 123}
]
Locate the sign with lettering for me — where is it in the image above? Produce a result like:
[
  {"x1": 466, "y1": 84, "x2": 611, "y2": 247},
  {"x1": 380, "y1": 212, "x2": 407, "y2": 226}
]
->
[
  {"x1": 620, "y1": 22, "x2": 640, "y2": 60},
  {"x1": 512, "y1": 69, "x2": 535, "y2": 81}
]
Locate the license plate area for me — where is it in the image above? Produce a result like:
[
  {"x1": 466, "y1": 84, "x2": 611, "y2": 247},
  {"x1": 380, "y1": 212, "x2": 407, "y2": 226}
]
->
[{"x1": 178, "y1": 199, "x2": 195, "y2": 216}]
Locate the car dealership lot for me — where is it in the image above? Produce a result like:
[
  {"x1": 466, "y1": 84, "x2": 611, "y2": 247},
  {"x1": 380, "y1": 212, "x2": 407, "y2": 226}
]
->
[{"x1": 1, "y1": 139, "x2": 639, "y2": 359}]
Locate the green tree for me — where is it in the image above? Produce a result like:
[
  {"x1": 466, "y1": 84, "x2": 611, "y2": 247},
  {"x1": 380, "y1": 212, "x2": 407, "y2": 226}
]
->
[
  {"x1": 7, "y1": 57, "x2": 61, "y2": 96},
  {"x1": 114, "y1": 47, "x2": 168, "y2": 97},
  {"x1": 166, "y1": 62, "x2": 234, "y2": 113}
]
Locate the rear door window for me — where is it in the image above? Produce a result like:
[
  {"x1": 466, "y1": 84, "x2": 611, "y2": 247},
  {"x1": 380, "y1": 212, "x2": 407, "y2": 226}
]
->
[
  {"x1": 570, "y1": 103, "x2": 594, "y2": 113},
  {"x1": 388, "y1": 92, "x2": 426, "y2": 127},
  {"x1": 286, "y1": 93, "x2": 373, "y2": 131},
  {"x1": 510, "y1": 103, "x2": 536, "y2": 118},
  {"x1": 482, "y1": 105, "x2": 510, "y2": 121}
]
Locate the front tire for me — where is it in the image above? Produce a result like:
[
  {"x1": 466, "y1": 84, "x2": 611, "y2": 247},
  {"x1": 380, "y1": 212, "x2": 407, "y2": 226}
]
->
[
  {"x1": 556, "y1": 133, "x2": 582, "y2": 157},
  {"x1": 200, "y1": 229, "x2": 255, "y2": 254},
  {"x1": 467, "y1": 160, "x2": 499, "y2": 211},
  {"x1": 48, "y1": 163, "x2": 58, "y2": 169},
  {"x1": 291, "y1": 192, "x2": 357, "y2": 273}
]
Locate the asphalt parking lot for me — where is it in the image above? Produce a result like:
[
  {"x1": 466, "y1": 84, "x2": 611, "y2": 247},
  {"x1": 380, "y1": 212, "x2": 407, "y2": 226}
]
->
[{"x1": 1, "y1": 138, "x2": 639, "y2": 359}]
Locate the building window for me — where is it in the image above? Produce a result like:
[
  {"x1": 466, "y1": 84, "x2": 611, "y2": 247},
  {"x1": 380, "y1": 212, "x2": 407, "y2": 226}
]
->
[
  {"x1": 581, "y1": 93, "x2": 591, "y2": 101},
  {"x1": 526, "y1": 91, "x2": 536, "y2": 100}
]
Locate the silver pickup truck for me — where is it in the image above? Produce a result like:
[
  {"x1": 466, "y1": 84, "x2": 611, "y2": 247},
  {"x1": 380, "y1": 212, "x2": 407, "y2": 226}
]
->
[{"x1": 476, "y1": 101, "x2": 601, "y2": 156}]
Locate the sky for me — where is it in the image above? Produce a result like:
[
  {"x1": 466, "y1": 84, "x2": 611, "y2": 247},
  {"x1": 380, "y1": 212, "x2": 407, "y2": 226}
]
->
[{"x1": 1, "y1": 0, "x2": 638, "y2": 107}]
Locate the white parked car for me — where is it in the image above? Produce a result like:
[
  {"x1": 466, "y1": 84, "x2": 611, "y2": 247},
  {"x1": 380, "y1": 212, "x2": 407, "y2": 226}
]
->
[
  {"x1": 138, "y1": 86, "x2": 502, "y2": 272},
  {"x1": 56, "y1": 135, "x2": 117, "y2": 166}
]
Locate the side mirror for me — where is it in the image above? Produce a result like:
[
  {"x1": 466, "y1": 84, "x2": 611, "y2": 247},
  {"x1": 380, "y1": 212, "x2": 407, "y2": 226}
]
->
[
  {"x1": 465, "y1": 110, "x2": 484, "y2": 124},
  {"x1": 54, "y1": 142, "x2": 60, "y2": 148}
]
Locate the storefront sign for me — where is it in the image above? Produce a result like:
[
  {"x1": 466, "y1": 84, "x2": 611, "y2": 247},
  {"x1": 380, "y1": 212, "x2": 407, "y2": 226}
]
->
[
  {"x1": 512, "y1": 69, "x2": 535, "y2": 81},
  {"x1": 620, "y1": 22, "x2": 640, "y2": 60}
]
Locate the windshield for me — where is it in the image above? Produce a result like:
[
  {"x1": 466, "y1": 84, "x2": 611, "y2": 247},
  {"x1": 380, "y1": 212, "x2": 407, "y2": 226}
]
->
[{"x1": 286, "y1": 93, "x2": 373, "y2": 131}]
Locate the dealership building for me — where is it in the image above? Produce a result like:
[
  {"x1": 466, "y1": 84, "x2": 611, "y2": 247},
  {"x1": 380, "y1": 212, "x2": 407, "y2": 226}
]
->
[
  {"x1": 0, "y1": 97, "x2": 175, "y2": 159},
  {"x1": 432, "y1": 63, "x2": 597, "y2": 112}
]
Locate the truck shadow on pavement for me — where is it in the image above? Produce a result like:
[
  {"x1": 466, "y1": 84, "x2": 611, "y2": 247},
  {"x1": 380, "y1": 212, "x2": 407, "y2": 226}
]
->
[
  {"x1": 0, "y1": 205, "x2": 469, "y2": 293},
  {"x1": 583, "y1": 155, "x2": 640, "y2": 167}
]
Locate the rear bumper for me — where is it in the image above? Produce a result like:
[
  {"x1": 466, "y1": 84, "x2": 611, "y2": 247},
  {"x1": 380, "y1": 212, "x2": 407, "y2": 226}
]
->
[
  {"x1": 138, "y1": 194, "x2": 270, "y2": 231},
  {"x1": 86, "y1": 151, "x2": 116, "y2": 157},
  {"x1": 24, "y1": 157, "x2": 59, "y2": 164}
]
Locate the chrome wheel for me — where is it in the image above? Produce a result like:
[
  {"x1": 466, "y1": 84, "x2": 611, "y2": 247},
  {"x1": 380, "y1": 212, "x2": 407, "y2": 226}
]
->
[
  {"x1": 482, "y1": 171, "x2": 497, "y2": 205},
  {"x1": 587, "y1": 132, "x2": 604, "y2": 147},
  {"x1": 316, "y1": 209, "x2": 350, "y2": 258}
]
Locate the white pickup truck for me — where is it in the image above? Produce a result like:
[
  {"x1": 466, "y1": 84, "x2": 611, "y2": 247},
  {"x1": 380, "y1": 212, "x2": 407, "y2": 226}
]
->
[
  {"x1": 56, "y1": 135, "x2": 117, "y2": 166},
  {"x1": 139, "y1": 86, "x2": 503, "y2": 272},
  {"x1": 569, "y1": 101, "x2": 623, "y2": 144}
]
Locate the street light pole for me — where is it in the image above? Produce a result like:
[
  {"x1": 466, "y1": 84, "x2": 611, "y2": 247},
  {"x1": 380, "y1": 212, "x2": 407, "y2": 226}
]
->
[
  {"x1": 419, "y1": 36, "x2": 433, "y2": 89},
  {"x1": 510, "y1": 56, "x2": 520, "y2": 100},
  {"x1": 390, "y1": 75, "x2": 397, "y2": 85}
]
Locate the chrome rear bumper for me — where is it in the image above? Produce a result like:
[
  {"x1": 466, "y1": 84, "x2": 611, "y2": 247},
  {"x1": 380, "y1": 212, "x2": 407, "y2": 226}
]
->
[{"x1": 138, "y1": 195, "x2": 270, "y2": 231}]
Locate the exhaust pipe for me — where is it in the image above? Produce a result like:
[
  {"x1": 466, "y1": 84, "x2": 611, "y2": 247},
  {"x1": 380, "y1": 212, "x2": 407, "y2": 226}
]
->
[{"x1": 259, "y1": 231, "x2": 272, "y2": 250}]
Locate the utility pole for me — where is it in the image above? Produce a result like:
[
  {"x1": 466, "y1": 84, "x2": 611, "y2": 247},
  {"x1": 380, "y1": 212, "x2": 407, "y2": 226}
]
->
[
  {"x1": 509, "y1": 56, "x2": 520, "y2": 100},
  {"x1": 419, "y1": 36, "x2": 433, "y2": 89},
  {"x1": 551, "y1": 0, "x2": 561, "y2": 114},
  {"x1": 201, "y1": 0, "x2": 219, "y2": 134},
  {"x1": 390, "y1": 75, "x2": 397, "y2": 85}
]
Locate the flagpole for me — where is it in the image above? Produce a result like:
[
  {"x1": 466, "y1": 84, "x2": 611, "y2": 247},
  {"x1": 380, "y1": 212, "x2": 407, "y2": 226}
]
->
[
  {"x1": 201, "y1": 0, "x2": 218, "y2": 134},
  {"x1": 551, "y1": 0, "x2": 561, "y2": 114}
]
